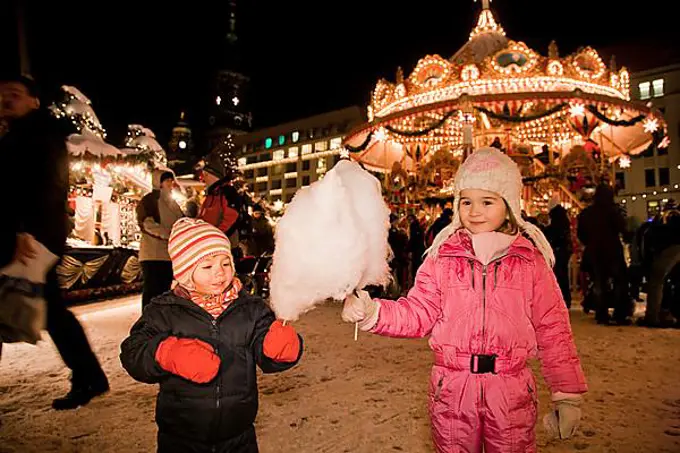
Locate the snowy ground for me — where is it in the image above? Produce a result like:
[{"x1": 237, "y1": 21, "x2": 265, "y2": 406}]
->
[{"x1": 1, "y1": 295, "x2": 680, "y2": 453}]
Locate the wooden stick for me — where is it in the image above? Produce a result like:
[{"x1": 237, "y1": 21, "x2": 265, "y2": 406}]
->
[
  {"x1": 354, "y1": 322, "x2": 359, "y2": 341},
  {"x1": 282, "y1": 320, "x2": 287, "y2": 327}
]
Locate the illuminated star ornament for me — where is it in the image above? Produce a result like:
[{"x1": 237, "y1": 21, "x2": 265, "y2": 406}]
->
[
  {"x1": 643, "y1": 117, "x2": 659, "y2": 134},
  {"x1": 374, "y1": 127, "x2": 388, "y2": 142},
  {"x1": 618, "y1": 155, "x2": 631, "y2": 169},
  {"x1": 232, "y1": 96, "x2": 240, "y2": 106},
  {"x1": 569, "y1": 104, "x2": 585, "y2": 117}
]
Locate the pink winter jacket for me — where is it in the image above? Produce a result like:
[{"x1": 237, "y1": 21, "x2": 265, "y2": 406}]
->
[
  {"x1": 373, "y1": 229, "x2": 587, "y2": 394},
  {"x1": 372, "y1": 230, "x2": 586, "y2": 451}
]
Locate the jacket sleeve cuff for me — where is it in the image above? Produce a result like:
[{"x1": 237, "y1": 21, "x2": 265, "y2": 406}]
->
[
  {"x1": 259, "y1": 335, "x2": 304, "y2": 373},
  {"x1": 359, "y1": 300, "x2": 381, "y2": 332}
]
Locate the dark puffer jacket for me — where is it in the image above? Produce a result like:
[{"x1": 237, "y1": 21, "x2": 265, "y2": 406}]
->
[
  {"x1": 0, "y1": 108, "x2": 71, "y2": 265},
  {"x1": 120, "y1": 290, "x2": 303, "y2": 444}
]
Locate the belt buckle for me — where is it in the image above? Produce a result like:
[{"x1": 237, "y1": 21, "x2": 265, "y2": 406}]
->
[{"x1": 470, "y1": 354, "x2": 497, "y2": 374}]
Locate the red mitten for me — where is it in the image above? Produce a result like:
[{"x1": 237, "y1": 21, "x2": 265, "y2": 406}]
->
[
  {"x1": 155, "y1": 336, "x2": 221, "y2": 383},
  {"x1": 263, "y1": 321, "x2": 300, "y2": 363}
]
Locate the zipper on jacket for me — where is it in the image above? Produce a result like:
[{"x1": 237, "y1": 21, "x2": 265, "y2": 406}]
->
[
  {"x1": 482, "y1": 265, "x2": 487, "y2": 346},
  {"x1": 434, "y1": 376, "x2": 444, "y2": 401},
  {"x1": 469, "y1": 260, "x2": 475, "y2": 289},
  {"x1": 211, "y1": 318, "x2": 221, "y2": 409},
  {"x1": 493, "y1": 262, "x2": 499, "y2": 289}
]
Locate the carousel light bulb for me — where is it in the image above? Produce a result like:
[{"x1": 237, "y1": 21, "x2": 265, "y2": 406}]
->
[
  {"x1": 675, "y1": 184, "x2": 679, "y2": 189},
  {"x1": 643, "y1": 194, "x2": 647, "y2": 198},
  {"x1": 632, "y1": 196, "x2": 637, "y2": 201},
  {"x1": 664, "y1": 188, "x2": 668, "y2": 192},
  {"x1": 653, "y1": 191, "x2": 658, "y2": 195}
]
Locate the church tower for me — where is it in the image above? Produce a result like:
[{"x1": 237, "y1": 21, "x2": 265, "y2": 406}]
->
[
  {"x1": 168, "y1": 111, "x2": 193, "y2": 154},
  {"x1": 207, "y1": 0, "x2": 253, "y2": 150}
]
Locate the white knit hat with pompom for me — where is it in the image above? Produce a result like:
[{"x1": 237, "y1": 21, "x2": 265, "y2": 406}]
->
[{"x1": 428, "y1": 147, "x2": 555, "y2": 266}]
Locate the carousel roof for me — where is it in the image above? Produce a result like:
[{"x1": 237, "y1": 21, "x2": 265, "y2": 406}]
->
[
  {"x1": 451, "y1": 6, "x2": 508, "y2": 65},
  {"x1": 346, "y1": 3, "x2": 668, "y2": 172}
]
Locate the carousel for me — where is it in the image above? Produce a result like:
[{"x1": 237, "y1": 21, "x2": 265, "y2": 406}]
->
[{"x1": 344, "y1": 0, "x2": 669, "y2": 215}]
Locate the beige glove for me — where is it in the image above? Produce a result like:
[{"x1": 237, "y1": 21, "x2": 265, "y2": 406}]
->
[
  {"x1": 341, "y1": 290, "x2": 380, "y2": 331},
  {"x1": 543, "y1": 393, "x2": 583, "y2": 440}
]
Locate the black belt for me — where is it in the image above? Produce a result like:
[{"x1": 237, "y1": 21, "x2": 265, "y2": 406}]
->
[{"x1": 470, "y1": 354, "x2": 497, "y2": 374}]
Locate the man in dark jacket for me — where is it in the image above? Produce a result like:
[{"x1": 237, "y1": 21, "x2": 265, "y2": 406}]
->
[
  {"x1": 577, "y1": 183, "x2": 631, "y2": 324},
  {"x1": 0, "y1": 75, "x2": 109, "y2": 409},
  {"x1": 248, "y1": 205, "x2": 274, "y2": 257},
  {"x1": 426, "y1": 208, "x2": 453, "y2": 246}
]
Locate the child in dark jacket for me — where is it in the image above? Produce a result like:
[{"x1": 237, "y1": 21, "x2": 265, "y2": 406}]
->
[{"x1": 120, "y1": 218, "x2": 303, "y2": 453}]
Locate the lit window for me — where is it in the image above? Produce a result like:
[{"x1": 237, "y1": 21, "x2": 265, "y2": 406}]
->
[
  {"x1": 314, "y1": 141, "x2": 327, "y2": 152},
  {"x1": 301, "y1": 144, "x2": 312, "y2": 155},
  {"x1": 288, "y1": 147, "x2": 299, "y2": 158},
  {"x1": 292, "y1": 131, "x2": 300, "y2": 143},
  {"x1": 330, "y1": 137, "x2": 342, "y2": 149},
  {"x1": 273, "y1": 149, "x2": 284, "y2": 161},
  {"x1": 237, "y1": 157, "x2": 247, "y2": 167},
  {"x1": 652, "y1": 79, "x2": 664, "y2": 97},
  {"x1": 639, "y1": 82, "x2": 651, "y2": 100},
  {"x1": 278, "y1": 135, "x2": 285, "y2": 146},
  {"x1": 265, "y1": 137, "x2": 273, "y2": 149}
]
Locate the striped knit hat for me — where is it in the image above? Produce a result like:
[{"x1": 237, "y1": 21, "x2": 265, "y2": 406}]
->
[{"x1": 168, "y1": 218, "x2": 233, "y2": 290}]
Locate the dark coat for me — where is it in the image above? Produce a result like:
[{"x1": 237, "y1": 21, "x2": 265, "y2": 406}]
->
[
  {"x1": 120, "y1": 290, "x2": 303, "y2": 445},
  {"x1": 544, "y1": 206, "x2": 573, "y2": 263},
  {"x1": 577, "y1": 185, "x2": 626, "y2": 268},
  {"x1": 249, "y1": 216, "x2": 274, "y2": 256},
  {"x1": 0, "y1": 108, "x2": 70, "y2": 265}
]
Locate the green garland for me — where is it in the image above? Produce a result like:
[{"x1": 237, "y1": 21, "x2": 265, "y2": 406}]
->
[
  {"x1": 346, "y1": 131, "x2": 374, "y2": 153},
  {"x1": 475, "y1": 103, "x2": 569, "y2": 123},
  {"x1": 585, "y1": 105, "x2": 645, "y2": 126},
  {"x1": 385, "y1": 110, "x2": 458, "y2": 137},
  {"x1": 70, "y1": 152, "x2": 156, "y2": 169}
]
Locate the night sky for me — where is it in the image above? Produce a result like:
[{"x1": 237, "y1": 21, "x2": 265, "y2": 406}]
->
[{"x1": 1, "y1": 0, "x2": 675, "y2": 150}]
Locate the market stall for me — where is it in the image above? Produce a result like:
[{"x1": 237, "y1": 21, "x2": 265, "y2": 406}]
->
[{"x1": 50, "y1": 86, "x2": 167, "y2": 302}]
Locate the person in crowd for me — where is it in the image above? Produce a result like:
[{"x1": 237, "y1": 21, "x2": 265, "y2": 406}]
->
[
  {"x1": 544, "y1": 205, "x2": 574, "y2": 308},
  {"x1": 136, "y1": 170, "x2": 184, "y2": 308},
  {"x1": 577, "y1": 183, "x2": 632, "y2": 325},
  {"x1": 121, "y1": 219, "x2": 303, "y2": 453},
  {"x1": 0, "y1": 74, "x2": 108, "y2": 409},
  {"x1": 342, "y1": 148, "x2": 586, "y2": 452}
]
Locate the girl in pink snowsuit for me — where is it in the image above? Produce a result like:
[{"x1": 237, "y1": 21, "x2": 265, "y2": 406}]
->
[{"x1": 343, "y1": 148, "x2": 587, "y2": 453}]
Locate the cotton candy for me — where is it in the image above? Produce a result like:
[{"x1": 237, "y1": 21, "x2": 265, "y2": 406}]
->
[{"x1": 269, "y1": 160, "x2": 391, "y2": 321}]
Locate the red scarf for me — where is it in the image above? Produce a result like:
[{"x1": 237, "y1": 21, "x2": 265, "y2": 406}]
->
[{"x1": 182, "y1": 277, "x2": 243, "y2": 318}]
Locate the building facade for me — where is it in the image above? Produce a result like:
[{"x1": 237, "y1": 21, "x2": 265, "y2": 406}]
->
[
  {"x1": 615, "y1": 64, "x2": 680, "y2": 222},
  {"x1": 234, "y1": 106, "x2": 364, "y2": 204}
]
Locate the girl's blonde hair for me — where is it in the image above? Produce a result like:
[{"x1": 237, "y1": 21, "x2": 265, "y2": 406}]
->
[{"x1": 496, "y1": 199, "x2": 519, "y2": 235}]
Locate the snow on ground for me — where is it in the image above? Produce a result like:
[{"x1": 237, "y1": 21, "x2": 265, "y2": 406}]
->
[{"x1": 1, "y1": 295, "x2": 680, "y2": 453}]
